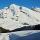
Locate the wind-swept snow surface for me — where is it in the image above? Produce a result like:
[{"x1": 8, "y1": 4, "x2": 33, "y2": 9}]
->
[
  {"x1": 0, "y1": 30, "x2": 40, "y2": 40},
  {"x1": 0, "y1": 4, "x2": 40, "y2": 30}
]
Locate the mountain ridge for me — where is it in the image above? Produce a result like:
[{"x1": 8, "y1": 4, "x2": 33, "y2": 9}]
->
[{"x1": 0, "y1": 4, "x2": 40, "y2": 31}]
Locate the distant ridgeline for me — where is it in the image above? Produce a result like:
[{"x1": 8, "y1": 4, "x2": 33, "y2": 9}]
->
[{"x1": 0, "y1": 24, "x2": 40, "y2": 33}]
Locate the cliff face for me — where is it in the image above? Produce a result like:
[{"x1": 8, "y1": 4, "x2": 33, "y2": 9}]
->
[{"x1": 0, "y1": 4, "x2": 40, "y2": 31}]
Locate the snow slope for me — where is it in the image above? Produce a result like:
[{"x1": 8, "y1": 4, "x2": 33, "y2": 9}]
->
[
  {"x1": 0, "y1": 4, "x2": 40, "y2": 30},
  {"x1": 0, "y1": 30, "x2": 40, "y2": 40},
  {"x1": 32, "y1": 8, "x2": 40, "y2": 13}
]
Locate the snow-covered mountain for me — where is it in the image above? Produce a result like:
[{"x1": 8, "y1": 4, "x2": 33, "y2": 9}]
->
[
  {"x1": 0, "y1": 4, "x2": 40, "y2": 30},
  {"x1": 31, "y1": 8, "x2": 40, "y2": 13}
]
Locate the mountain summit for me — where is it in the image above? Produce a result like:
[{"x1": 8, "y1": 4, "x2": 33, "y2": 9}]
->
[{"x1": 0, "y1": 4, "x2": 40, "y2": 30}]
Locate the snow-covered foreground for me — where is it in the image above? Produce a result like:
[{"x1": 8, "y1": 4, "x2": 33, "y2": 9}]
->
[
  {"x1": 0, "y1": 30, "x2": 40, "y2": 40},
  {"x1": 0, "y1": 4, "x2": 40, "y2": 30}
]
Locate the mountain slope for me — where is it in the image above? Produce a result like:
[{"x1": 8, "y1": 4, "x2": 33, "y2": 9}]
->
[{"x1": 0, "y1": 4, "x2": 40, "y2": 31}]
